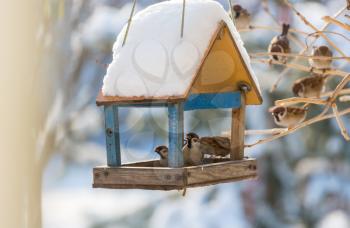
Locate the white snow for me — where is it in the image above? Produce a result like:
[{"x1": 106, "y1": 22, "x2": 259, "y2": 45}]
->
[{"x1": 102, "y1": 0, "x2": 261, "y2": 98}]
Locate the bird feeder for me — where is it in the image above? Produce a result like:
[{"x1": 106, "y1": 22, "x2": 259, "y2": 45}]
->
[{"x1": 93, "y1": 1, "x2": 262, "y2": 190}]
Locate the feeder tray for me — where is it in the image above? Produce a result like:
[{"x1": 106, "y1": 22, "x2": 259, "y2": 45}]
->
[{"x1": 93, "y1": 158, "x2": 257, "y2": 190}]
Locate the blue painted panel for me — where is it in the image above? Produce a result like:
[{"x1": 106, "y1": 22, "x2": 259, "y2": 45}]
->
[
  {"x1": 184, "y1": 92, "x2": 241, "y2": 111},
  {"x1": 168, "y1": 103, "x2": 184, "y2": 168},
  {"x1": 104, "y1": 105, "x2": 121, "y2": 167}
]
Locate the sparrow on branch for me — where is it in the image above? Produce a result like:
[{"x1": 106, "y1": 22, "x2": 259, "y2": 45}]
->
[
  {"x1": 269, "y1": 106, "x2": 308, "y2": 128},
  {"x1": 268, "y1": 23, "x2": 291, "y2": 63},
  {"x1": 232, "y1": 4, "x2": 251, "y2": 29},
  {"x1": 309, "y1": 45, "x2": 333, "y2": 70},
  {"x1": 292, "y1": 74, "x2": 326, "y2": 98}
]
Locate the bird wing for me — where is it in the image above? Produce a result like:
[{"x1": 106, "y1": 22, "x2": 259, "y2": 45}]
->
[{"x1": 200, "y1": 137, "x2": 231, "y2": 150}]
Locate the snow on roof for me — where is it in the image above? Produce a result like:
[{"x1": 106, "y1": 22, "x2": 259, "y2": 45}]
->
[{"x1": 102, "y1": 0, "x2": 261, "y2": 98}]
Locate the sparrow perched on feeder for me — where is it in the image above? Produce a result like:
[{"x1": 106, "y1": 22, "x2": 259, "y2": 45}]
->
[
  {"x1": 154, "y1": 145, "x2": 168, "y2": 167},
  {"x1": 309, "y1": 45, "x2": 333, "y2": 70},
  {"x1": 183, "y1": 133, "x2": 203, "y2": 166},
  {"x1": 269, "y1": 106, "x2": 308, "y2": 128},
  {"x1": 292, "y1": 74, "x2": 326, "y2": 98},
  {"x1": 232, "y1": 4, "x2": 251, "y2": 29},
  {"x1": 268, "y1": 23, "x2": 291, "y2": 63},
  {"x1": 185, "y1": 133, "x2": 231, "y2": 157}
]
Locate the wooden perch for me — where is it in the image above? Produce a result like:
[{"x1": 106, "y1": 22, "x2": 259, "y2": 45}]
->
[{"x1": 322, "y1": 16, "x2": 350, "y2": 31}]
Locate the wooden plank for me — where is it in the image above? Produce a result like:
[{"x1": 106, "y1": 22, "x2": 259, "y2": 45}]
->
[
  {"x1": 96, "y1": 91, "x2": 185, "y2": 106},
  {"x1": 231, "y1": 94, "x2": 246, "y2": 160},
  {"x1": 186, "y1": 158, "x2": 257, "y2": 185},
  {"x1": 104, "y1": 105, "x2": 121, "y2": 166},
  {"x1": 92, "y1": 158, "x2": 257, "y2": 190},
  {"x1": 93, "y1": 166, "x2": 184, "y2": 187},
  {"x1": 168, "y1": 103, "x2": 184, "y2": 167},
  {"x1": 117, "y1": 103, "x2": 168, "y2": 108},
  {"x1": 184, "y1": 91, "x2": 241, "y2": 111}
]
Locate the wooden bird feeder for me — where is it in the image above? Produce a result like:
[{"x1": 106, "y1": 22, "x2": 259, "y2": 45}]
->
[{"x1": 93, "y1": 19, "x2": 262, "y2": 190}]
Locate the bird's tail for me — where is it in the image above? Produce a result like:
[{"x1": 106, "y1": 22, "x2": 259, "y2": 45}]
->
[{"x1": 282, "y1": 23, "x2": 290, "y2": 36}]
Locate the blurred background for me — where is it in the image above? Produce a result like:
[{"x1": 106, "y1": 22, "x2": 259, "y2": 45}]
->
[{"x1": 1, "y1": 0, "x2": 350, "y2": 228}]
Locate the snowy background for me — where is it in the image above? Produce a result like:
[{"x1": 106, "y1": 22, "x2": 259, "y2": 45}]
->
[{"x1": 40, "y1": 0, "x2": 350, "y2": 227}]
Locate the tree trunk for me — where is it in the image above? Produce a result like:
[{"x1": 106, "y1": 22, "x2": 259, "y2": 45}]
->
[{"x1": 0, "y1": 1, "x2": 43, "y2": 227}]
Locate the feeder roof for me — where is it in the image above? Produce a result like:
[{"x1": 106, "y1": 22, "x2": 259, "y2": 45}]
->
[{"x1": 98, "y1": 0, "x2": 262, "y2": 105}]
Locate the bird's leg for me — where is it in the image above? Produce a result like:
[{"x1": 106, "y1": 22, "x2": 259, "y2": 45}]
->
[{"x1": 309, "y1": 67, "x2": 315, "y2": 73}]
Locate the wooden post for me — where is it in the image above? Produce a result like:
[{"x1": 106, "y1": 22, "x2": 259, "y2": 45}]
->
[
  {"x1": 168, "y1": 102, "x2": 184, "y2": 167},
  {"x1": 104, "y1": 105, "x2": 121, "y2": 166},
  {"x1": 231, "y1": 93, "x2": 246, "y2": 160}
]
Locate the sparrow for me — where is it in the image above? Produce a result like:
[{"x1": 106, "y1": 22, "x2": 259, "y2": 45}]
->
[
  {"x1": 269, "y1": 106, "x2": 308, "y2": 128},
  {"x1": 198, "y1": 136, "x2": 231, "y2": 157},
  {"x1": 232, "y1": 4, "x2": 251, "y2": 29},
  {"x1": 154, "y1": 145, "x2": 168, "y2": 167},
  {"x1": 268, "y1": 23, "x2": 291, "y2": 63},
  {"x1": 292, "y1": 74, "x2": 326, "y2": 98},
  {"x1": 182, "y1": 133, "x2": 204, "y2": 166},
  {"x1": 309, "y1": 45, "x2": 333, "y2": 70},
  {"x1": 185, "y1": 133, "x2": 231, "y2": 157}
]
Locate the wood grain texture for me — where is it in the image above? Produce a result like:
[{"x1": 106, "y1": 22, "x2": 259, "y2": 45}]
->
[
  {"x1": 104, "y1": 105, "x2": 121, "y2": 166},
  {"x1": 96, "y1": 20, "x2": 262, "y2": 106},
  {"x1": 231, "y1": 94, "x2": 246, "y2": 160},
  {"x1": 93, "y1": 158, "x2": 257, "y2": 190}
]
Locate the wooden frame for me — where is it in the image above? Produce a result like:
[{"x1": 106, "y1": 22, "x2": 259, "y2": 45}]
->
[
  {"x1": 93, "y1": 158, "x2": 257, "y2": 190},
  {"x1": 184, "y1": 91, "x2": 241, "y2": 111}
]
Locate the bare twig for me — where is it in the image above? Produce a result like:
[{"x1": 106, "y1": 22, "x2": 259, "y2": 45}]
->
[
  {"x1": 332, "y1": 103, "x2": 350, "y2": 140},
  {"x1": 283, "y1": 0, "x2": 349, "y2": 61},
  {"x1": 321, "y1": 88, "x2": 350, "y2": 97},
  {"x1": 270, "y1": 6, "x2": 347, "y2": 92},
  {"x1": 339, "y1": 95, "x2": 350, "y2": 102},
  {"x1": 240, "y1": 25, "x2": 309, "y2": 36},
  {"x1": 246, "y1": 107, "x2": 350, "y2": 147},
  {"x1": 322, "y1": 16, "x2": 350, "y2": 31},
  {"x1": 275, "y1": 97, "x2": 327, "y2": 107},
  {"x1": 251, "y1": 58, "x2": 349, "y2": 78},
  {"x1": 320, "y1": 74, "x2": 350, "y2": 116},
  {"x1": 250, "y1": 52, "x2": 350, "y2": 60},
  {"x1": 222, "y1": 128, "x2": 288, "y2": 137}
]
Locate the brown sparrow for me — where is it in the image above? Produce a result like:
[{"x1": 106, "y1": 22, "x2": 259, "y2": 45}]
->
[
  {"x1": 154, "y1": 145, "x2": 168, "y2": 167},
  {"x1": 268, "y1": 23, "x2": 291, "y2": 63},
  {"x1": 232, "y1": 4, "x2": 251, "y2": 29},
  {"x1": 182, "y1": 133, "x2": 203, "y2": 166},
  {"x1": 309, "y1": 45, "x2": 333, "y2": 70},
  {"x1": 292, "y1": 74, "x2": 326, "y2": 98},
  {"x1": 269, "y1": 106, "x2": 308, "y2": 128},
  {"x1": 186, "y1": 133, "x2": 231, "y2": 157},
  {"x1": 198, "y1": 136, "x2": 231, "y2": 157}
]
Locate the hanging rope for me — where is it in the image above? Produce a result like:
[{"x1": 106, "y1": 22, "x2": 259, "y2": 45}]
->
[
  {"x1": 122, "y1": 0, "x2": 137, "y2": 47},
  {"x1": 228, "y1": 0, "x2": 234, "y2": 22},
  {"x1": 181, "y1": 0, "x2": 186, "y2": 38}
]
